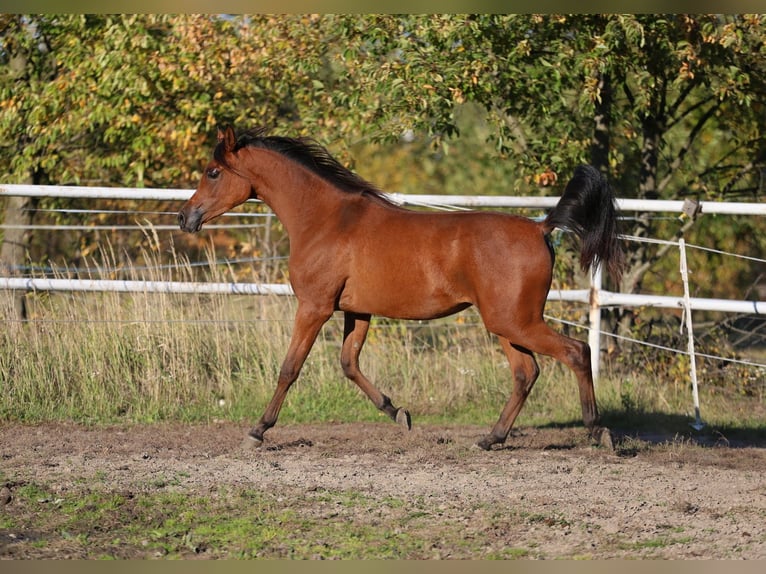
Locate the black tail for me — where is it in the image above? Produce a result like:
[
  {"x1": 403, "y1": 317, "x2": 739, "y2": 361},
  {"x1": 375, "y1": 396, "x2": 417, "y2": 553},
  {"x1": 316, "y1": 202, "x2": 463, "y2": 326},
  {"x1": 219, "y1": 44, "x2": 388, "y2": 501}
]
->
[{"x1": 542, "y1": 165, "x2": 625, "y2": 283}]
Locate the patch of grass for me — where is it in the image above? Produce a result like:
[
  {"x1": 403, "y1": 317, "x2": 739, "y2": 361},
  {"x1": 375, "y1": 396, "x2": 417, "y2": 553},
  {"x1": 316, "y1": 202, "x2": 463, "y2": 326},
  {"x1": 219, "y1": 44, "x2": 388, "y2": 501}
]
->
[
  {"x1": 487, "y1": 547, "x2": 531, "y2": 559},
  {"x1": 618, "y1": 535, "x2": 695, "y2": 552},
  {"x1": 0, "y1": 482, "x2": 541, "y2": 559}
]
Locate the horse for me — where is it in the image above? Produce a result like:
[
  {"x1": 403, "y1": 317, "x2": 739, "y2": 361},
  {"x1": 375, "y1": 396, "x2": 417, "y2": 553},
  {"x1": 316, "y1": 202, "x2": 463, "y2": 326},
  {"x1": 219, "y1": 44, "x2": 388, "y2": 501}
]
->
[{"x1": 178, "y1": 126, "x2": 624, "y2": 450}]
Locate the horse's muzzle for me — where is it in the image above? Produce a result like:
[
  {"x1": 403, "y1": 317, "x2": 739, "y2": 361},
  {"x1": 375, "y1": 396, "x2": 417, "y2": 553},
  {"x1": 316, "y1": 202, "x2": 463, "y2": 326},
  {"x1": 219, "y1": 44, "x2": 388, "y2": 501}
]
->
[{"x1": 178, "y1": 207, "x2": 204, "y2": 233}]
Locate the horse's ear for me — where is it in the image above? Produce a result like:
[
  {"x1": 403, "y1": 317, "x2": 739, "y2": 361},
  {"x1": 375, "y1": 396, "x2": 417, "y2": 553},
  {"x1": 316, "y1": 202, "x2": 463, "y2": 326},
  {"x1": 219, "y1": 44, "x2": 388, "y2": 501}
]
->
[{"x1": 217, "y1": 126, "x2": 237, "y2": 152}]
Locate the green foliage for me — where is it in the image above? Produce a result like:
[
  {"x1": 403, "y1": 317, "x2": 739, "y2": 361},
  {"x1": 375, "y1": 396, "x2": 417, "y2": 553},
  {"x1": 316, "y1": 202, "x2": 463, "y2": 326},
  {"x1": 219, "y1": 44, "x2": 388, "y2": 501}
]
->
[
  {"x1": 2, "y1": 15, "x2": 232, "y2": 187},
  {"x1": 3, "y1": 14, "x2": 764, "y2": 194}
]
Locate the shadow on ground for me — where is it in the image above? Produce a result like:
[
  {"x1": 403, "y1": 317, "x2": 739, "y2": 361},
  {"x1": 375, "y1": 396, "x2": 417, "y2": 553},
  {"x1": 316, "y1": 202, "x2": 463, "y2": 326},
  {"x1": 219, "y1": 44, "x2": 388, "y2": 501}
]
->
[{"x1": 537, "y1": 409, "x2": 766, "y2": 450}]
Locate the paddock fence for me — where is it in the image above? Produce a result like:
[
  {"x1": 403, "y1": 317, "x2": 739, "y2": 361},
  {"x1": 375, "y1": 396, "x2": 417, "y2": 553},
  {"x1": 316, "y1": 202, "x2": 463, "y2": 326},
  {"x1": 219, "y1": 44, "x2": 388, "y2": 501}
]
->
[{"x1": 2, "y1": 183, "x2": 766, "y2": 428}]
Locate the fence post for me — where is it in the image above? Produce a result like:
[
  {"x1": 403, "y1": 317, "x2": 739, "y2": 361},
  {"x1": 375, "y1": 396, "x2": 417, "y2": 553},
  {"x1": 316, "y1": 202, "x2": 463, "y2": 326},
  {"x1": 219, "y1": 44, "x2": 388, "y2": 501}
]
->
[
  {"x1": 588, "y1": 265, "x2": 603, "y2": 386},
  {"x1": 679, "y1": 238, "x2": 704, "y2": 430}
]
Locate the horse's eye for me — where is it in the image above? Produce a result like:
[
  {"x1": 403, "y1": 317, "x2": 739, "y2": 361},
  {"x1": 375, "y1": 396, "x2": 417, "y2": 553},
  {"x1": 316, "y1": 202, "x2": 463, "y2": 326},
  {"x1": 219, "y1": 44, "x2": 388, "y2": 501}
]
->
[{"x1": 207, "y1": 167, "x2": 221, "y2": 180}]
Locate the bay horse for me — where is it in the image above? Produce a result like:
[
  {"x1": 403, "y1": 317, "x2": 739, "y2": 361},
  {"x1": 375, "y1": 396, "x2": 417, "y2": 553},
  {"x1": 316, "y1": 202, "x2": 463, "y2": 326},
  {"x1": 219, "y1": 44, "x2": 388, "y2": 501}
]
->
[{"x1": 178, "y1": 126, "x2": 624, "y2": 450}]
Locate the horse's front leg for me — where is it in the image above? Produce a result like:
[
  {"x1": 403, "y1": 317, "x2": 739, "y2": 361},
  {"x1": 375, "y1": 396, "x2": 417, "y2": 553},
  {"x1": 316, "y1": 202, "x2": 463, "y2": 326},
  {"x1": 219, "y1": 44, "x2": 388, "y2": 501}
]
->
[{"x1": 247, "y1": 303, "x2": 332, "y2": 447}]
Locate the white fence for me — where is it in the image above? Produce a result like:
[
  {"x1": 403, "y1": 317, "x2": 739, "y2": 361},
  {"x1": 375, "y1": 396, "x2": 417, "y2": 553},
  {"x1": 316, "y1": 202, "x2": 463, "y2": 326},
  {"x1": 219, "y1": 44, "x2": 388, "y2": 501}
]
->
[
  {"x1": 4, "y1": 182, "x2": 766, "y2": 214},
  {"x1": 2, "y1": 183, "x2": 766, "y2": 428}
]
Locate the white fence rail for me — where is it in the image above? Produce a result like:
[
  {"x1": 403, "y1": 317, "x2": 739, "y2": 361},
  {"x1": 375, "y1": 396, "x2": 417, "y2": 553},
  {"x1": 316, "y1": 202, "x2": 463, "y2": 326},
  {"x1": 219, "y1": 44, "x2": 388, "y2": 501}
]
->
[
  {"x1": 2, "y1": 277, "x2": 763, "y2": 313},
  {"x1": 0, "y1": 277, "x2": 294, "y2": 296},
  {"x1": 4, "y1": 183, "x2": 766, "y2": 214},
  {"x1": 2, "y1": 183, "x2": 765, "y2": 428}
]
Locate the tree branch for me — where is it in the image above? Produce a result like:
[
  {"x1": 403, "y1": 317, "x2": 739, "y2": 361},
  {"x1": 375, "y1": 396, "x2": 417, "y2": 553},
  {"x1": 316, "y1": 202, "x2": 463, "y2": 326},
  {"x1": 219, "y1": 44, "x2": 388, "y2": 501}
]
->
[
  {"x1": 657, "y1": 101, "x2": 720, "y2": 194},
  {"x1": 666, "y1": 93, "x2": 716, "y2": 130},
  {"x1": 721, "y1": 148, "x2": 766, "y2": 196}
]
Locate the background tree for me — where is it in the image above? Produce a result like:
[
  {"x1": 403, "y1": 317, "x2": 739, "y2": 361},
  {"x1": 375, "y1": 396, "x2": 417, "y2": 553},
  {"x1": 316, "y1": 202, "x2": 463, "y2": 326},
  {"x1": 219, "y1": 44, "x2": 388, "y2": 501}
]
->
[
  {"x1": 2, "y1": 14, "x2": 765, "y2": 327},
  {"x1": 313, "y1": 14, "x2": 766, "y2": 348},
  {"x1": 0, "y1": 15, "x2": 277, "y2": 285}
]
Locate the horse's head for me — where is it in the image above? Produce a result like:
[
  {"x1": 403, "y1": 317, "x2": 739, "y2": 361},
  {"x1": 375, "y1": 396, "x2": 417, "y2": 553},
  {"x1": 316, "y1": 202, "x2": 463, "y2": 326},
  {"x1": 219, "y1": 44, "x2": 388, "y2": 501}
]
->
[{"x1": 178, "y1": 126, "x2": 253, "y2": 233}]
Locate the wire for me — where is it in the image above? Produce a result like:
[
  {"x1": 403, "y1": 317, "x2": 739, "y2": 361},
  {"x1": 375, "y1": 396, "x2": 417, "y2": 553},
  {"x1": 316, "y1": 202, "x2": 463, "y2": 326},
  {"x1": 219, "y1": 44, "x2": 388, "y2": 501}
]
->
[
  {"x1": 686, "y1": 243, "x2": 766, "y2": 265},
  {"x1": 545, "y1": 314, "x2": 766, "y2": 371},
  {"x1": 621, "y1": 233, "x2": 766, "y2": 265}
]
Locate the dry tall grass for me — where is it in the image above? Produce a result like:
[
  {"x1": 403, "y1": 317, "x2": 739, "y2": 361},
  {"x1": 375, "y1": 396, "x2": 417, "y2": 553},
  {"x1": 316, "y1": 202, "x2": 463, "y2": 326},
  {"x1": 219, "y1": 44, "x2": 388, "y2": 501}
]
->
[{"x1": 1, "y1": 232, "x2": 764, "y2": 437}]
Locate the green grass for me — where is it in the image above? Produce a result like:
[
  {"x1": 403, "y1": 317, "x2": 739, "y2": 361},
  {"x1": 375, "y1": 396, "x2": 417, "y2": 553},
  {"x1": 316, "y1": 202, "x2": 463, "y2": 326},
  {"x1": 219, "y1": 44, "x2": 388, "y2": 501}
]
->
[
  {"x1": 618, "y1": 535, "x2": 696, "y2": 552},
  {"x1": 1, "y1": 481, "x2": 541, "y2": 559},
  {"x1": 11, "y1": 477, "x2": 727, "y2": 559}
]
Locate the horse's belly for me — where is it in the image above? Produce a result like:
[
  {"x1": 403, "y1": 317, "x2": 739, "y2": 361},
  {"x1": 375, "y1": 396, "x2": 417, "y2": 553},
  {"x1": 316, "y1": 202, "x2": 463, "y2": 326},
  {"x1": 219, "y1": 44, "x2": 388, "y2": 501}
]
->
[{"x1": 338, "y1": 269, "x2": 472, "y2": 320}]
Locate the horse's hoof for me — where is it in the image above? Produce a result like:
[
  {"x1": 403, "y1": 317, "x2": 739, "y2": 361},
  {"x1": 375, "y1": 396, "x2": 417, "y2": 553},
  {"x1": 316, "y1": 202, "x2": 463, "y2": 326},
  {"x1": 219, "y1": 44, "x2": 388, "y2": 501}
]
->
[
  {"x1": 476, "y1": 434, "x2": 505, "y2": 450},
  {"x1": 241, "y1": 433, "x2": 264, "y2": 450},
  {"x1": 476, "y1": 436, "x2": 497, "y2": 451},
  {"x1": 596, "y1": 427, "x2": 614, "y2": 451},
  {"x1": 395, "y1": 408, "x2": 412, "y2": 430}
]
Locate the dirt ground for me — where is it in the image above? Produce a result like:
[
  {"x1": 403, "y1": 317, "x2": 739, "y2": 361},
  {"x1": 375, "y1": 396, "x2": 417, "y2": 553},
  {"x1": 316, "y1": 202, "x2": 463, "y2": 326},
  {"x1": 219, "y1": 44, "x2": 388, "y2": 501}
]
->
[{"x1": 1, "y1": 420, "x2": 765, "y2": 559}]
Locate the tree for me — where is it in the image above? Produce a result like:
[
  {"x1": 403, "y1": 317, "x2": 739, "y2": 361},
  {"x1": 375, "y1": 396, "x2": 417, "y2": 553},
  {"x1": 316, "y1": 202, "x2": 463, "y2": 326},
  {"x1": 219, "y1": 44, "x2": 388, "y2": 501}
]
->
[
  {"x1": 310, "y1": 15, "x2": 766, "y2": 317},
  {"x1": 0, "y1": 16, "x2": 241, "y2": 292},
  {"x1": 2, "y1": 15, "x2": 765, "y2": 315}
]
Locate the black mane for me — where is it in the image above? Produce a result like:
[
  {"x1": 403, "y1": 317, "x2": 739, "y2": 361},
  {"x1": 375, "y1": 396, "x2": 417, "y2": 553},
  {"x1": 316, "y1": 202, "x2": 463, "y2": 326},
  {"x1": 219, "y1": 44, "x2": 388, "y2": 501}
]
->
[{"x1": 215, "y1": 127, "x2": 394, "y2": 204}]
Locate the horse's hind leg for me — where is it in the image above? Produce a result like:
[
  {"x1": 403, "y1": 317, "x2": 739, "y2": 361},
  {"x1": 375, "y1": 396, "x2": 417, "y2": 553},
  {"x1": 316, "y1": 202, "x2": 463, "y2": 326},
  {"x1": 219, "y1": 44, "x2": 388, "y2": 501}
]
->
[
  {"x1": 478, "y1": 338, "x2": 540, "y2": 450},
  {"x1": 523, "y1": 324, "x2": 600, "y2": 432},
  {"x1": 517, "y1": 322, "x2": 600, "y2": 430},
  {"x1": 479, "y1": 318, "x2": 601, "y2": 450},
  {"x1": 341, "y1": 312, "x2": 411, "y2": 429}
]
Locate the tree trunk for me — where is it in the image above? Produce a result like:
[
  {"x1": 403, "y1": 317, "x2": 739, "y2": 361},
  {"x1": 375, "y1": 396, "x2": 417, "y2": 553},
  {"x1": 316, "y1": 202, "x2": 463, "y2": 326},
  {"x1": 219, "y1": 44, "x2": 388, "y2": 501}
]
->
[
  {"x1": 1, "y1": 179, "x2": 36, "y2": 321},
  {"x1": 614, "y1": 118, "x2": 663, "y2": 338},
  {"x1": 590, "y1": 72, "x2": 612, "y2": 177}
]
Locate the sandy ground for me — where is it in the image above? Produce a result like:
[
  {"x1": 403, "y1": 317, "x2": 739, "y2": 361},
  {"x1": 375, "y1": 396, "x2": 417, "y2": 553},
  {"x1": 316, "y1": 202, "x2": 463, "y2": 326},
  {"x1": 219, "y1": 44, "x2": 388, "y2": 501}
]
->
[{"x1": 1, "y1": 421, "x2": 765, "y2": 559}]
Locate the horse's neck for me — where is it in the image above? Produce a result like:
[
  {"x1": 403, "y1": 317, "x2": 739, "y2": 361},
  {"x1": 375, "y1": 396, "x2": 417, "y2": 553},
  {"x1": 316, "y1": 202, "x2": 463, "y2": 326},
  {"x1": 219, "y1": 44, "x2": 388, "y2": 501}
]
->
[{"x1": 245, "y1": 150, "x2": 343, "y2": 240}]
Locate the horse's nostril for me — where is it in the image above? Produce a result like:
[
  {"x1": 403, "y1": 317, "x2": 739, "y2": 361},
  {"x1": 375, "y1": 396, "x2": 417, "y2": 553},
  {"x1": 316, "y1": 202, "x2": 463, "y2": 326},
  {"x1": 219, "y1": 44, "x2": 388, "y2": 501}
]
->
[{"x1": 178, "y1": 208, "x2": 203, "y2": 233}]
